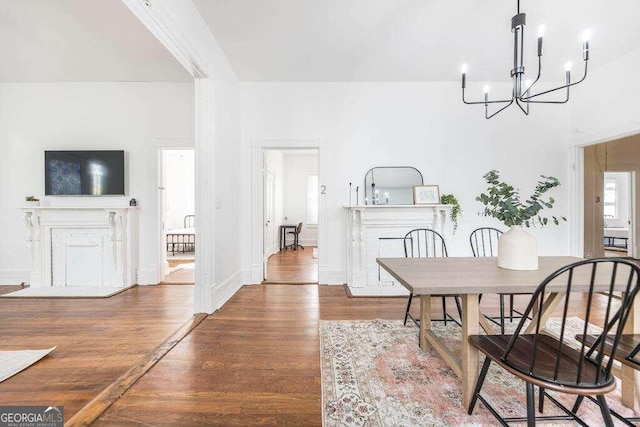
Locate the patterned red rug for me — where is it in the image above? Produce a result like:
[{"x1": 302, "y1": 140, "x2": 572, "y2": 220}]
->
[{"x1": 320, "y1": 319, "x2": 639, "y2": 426}]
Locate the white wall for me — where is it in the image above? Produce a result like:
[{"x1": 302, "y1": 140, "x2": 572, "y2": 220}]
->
[
  {"x1": 241, "y1": 82, "x2": 571, "y2": 284},
  {"x1": 0, "y1": 82, "x2": 193, "y2": 284},
  {"x1": 569, "y1": 46, "x2": 640, "y2": 146},
  {"x1": 212, "y1": 70, "x2": 242, "y2": 293},
  {"x1": 164, "y1": 150, "x2": 195, "y2": 230},
  {"x1": 282, "y1": 152, "x2": 318, "y2": 246}
]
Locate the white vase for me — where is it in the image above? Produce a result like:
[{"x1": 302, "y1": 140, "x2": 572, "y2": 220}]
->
[{"x1": 498, "y1": 225, "x2": 538, "y2": 270}]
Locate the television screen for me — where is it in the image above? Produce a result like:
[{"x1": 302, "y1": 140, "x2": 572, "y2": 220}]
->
[{"x1": 45, "y1": 151, "x2": 125, "y2": 196}]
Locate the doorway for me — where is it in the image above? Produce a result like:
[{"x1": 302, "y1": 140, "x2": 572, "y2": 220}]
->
[
  {"x1": 603, "y1": 172, "x2": 634, "y2": 257},
  {"x1": 263, "y1": 148, "x2": 319, "y2": 283},
  {"x1": 160, "y1": 149, "x2": 196, "y2": 284},
  {"x1": 583, "y1": 135, "x2": 640, "y2": 259}
]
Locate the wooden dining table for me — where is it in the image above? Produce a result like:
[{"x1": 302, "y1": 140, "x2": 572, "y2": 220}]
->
[{"x1": 376, "y1": 256, "x2": 640, "y2": 411}]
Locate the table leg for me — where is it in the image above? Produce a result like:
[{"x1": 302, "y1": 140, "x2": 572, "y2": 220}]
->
[
  {"x1": 420, "y1": 295, "x2": 431, "y2": 351},
  {"x1": 524, "y1": 293, "x2": 564, "y2": 334},
  {"x1": 622, "y1": 292, "x2": 640, "y2": 411},
  {"x1": 462, "y1": 294, "x2": 480, "y2": 410}
]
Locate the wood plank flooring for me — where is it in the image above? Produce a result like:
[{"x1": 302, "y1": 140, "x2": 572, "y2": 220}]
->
[
  {"x1": 0, "y1": 283, "x2": 619, "y2": 425},
  {"x1": 265, "y1": 246, "x2": 318, "y2": 283},
  {"x1": 94, "y1": 286, "x2": 613, "y2": 426},
  {"x1": 0, "y1": 284, "x2": 193, "y2": 419},
  {"x1": 162, "y1": 263, "x2": 195, "y2": 284},
  {"x1": 95, "y1": 285, "x2": 403, "y2": 426}
]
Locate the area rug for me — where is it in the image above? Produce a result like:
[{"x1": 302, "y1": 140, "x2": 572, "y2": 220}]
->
[
  {"x1": 0, "y1": 347, "x2": 56, "y2": 382},
  {"x1": 320, "y1": 319, "x2": 639, "y2": 426},
  {"x1": 0, "y1": 286, "x2": 134, "y2": 298}
]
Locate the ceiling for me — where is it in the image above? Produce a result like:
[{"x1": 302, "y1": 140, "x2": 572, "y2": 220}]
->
[
  {"x1": 0, "y1": 0, "x2": 191, "y2": 82},
  {"x1": 2, "y1": 1, "x2": 639, "y2": 84},
  {"x1": 194, "y1": 0, "x2": 640, "y2": 82}
]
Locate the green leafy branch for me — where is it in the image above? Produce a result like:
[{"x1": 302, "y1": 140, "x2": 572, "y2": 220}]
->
[
  {"x1": 440, "y1": 193, "x2": 462, "y2": 234},
  {"x1": 476, "y1": 170, "x2": 566, "y2": 227}
]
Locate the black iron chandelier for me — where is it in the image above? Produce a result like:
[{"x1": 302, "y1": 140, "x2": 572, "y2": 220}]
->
[{"x1": 461, "y1": 0, "x2": 590, "y2": 119}]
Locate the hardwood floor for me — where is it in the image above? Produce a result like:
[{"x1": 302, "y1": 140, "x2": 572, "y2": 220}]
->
[
  {"x1": 0, "y1": 284, "x2": 193, "y2": 419},
  {"x1": 0, "y1": 283, "x2": 620, "y2": 425},
  {"x1": 94, "y1": 286, "x2": 613, "y2": 426},
  {"x1": 162, "y1": 262, "x2": 195, "y2": 284},
  {"x1": 265, "y1": 246, "x2": 318, "y2": 283}
]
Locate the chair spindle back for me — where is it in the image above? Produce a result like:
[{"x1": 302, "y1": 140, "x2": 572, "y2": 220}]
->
[
  {"x1": 469, "y1": 227, "x2": 503, "y2": 257},
  {"x1": 503, "y1": 258, "x2": 640, "y2": 388},
  {"x1": 404, "y1": 229, "x2": 448, "y2": 258}
]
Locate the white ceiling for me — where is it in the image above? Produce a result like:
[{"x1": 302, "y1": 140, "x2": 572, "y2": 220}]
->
[
  {"x1": 0, "y1": 0, "x2": 191, "y2": 82},
  {"x1": 194, "y1": 0, "x2": 640, "y2": 82},
  {"x1": 2, "y1": 1, "x2": 639, "y2": 84}
]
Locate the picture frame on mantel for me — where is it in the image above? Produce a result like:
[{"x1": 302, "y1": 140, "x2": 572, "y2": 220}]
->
[{"x1": 413, "y1": 185, "x2": 440, "y2": 205}]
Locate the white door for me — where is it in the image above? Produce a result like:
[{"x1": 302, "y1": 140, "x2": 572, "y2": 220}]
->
[
  {"x1": 160, "y1": 150, "x2": 169, "y2": 276},
  {"x1": 263, "y1": 170, "x2": 276, "y2": 278}
]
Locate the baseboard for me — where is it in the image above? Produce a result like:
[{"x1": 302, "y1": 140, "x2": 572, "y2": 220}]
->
[
  {"x1": 297, "y1": 239, "x2": 318, "y2": 247},
  {"x1": 250, "y1": 263, "x2": 262, "y2": 284},
  {"x1": 137, "y1": 266, "x2": 160, "y2": 285},
  {"x1": 319, "y1": 267, "x2": 346, "y2": 285},
  {"x1": 241, "y1": 269, "x2": 253, "y2": 286},
  {"x1": 214, "y1": 270, "x2": 243, "y2": 310},
  {"x1": 0, "y1": 269, "x2": 30, "y2": 285}
]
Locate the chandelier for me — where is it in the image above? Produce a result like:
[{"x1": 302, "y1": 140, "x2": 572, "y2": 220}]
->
[{"x1": 461, "y1": 0, "x2": 590, "y2": 119}]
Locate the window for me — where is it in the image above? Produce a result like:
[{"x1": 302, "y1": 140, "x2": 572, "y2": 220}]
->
[
  {"x1": 604, "y1": 178, "x2": 617, "y2": 218},
  {"x1": 307, "y1": 174, "x2": 318, "y2": 226}
]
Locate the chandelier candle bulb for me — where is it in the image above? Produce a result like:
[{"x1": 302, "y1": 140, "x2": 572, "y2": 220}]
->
[
  {"x1": 537, "y1": 25, "x2": 545, "y2": 56},
  {"x1": 582, "y1": 30, "x2": 590, "y2": 60},
  {"x1": 461, "y1": 64, "x2": 467, "y2": 88},
  {"x1": 460, "y1": 0, "x2": 590, "y2": 119}
]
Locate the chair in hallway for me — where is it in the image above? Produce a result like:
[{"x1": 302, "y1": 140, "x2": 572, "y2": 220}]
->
[
  {"x1": 286, "y1": 222, "x2": 304, "y2": 250},
  {"x1": 184, "y1": 214, "x2": 195, "y2": 228},
  {"x1": 470, "y1": 227, "x2": 527, "y2": 334},
  {"x1": 468, "y1": 258, "x2": 640, "y2": 426},
  {"x1": 403, "y1": 228, "x2": 461, "y2": 326}
]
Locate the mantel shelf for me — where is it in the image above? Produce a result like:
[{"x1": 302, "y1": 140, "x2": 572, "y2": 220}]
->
[
  {"x1": 343, "y1": 204, "x2": 452, "y2": 209},
  {"x1": 21, "y1": 206, "x2": 138, "y2": 210}
]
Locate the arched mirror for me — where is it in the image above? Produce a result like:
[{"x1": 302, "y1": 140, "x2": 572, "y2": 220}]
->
[{"x1": 364, "y1": 166, "x2": 423, "y2": 205}]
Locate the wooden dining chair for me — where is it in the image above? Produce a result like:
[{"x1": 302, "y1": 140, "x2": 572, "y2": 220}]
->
[
  {"x1": 403, "y1": 228, "x2": 461, "y2": 326},
  {"x1": 286, "y1": 222, "x2": 304, "y2": 250},
  {"x1": 572, "y1": 333, "x2": 640, "y2": 424},
  {"x1": 470, "y1": 227, "x2": 530, "y2": 334},
  {"x1": 467, "y1": 258, "x2": 640, "y2": 426}
]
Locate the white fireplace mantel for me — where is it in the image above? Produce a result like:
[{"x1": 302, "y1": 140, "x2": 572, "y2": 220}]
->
[
  {"x1": 344, "y1": 204, "x2": 452, "y2": 296},
  {"x1": 22, "y1": 206, "x2": 139, "y2": 288}
]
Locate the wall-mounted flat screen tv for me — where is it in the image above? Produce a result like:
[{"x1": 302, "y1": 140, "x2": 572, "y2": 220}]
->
[{"x1": 45, "y1": 150, "x2": 125, "y2": 196}]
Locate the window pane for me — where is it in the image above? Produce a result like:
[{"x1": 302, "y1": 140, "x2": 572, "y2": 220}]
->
[
  {"x1": 603, "y1": 178, "x2": 618, "y2": 217},
  {"x1": 307, "y1": 175, "x2": 318, "y2": 225}
]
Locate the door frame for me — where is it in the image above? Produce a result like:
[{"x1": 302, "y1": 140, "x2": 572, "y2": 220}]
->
[
  {"x1": 158, "y1": 146, "x2": 196, "y2": 279},
  {"x1": 569, "y1": 131, "x2": 640, "y2": 258},
  {"x1": 250, "y1": 139, "x2": 327, "y2": 284},
  {"x1": 263, "y1": 169, "x2": 276, "y2": 278},
  {"x1": 149, "y1": 140, "x2": 195, "y2": 284}
]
